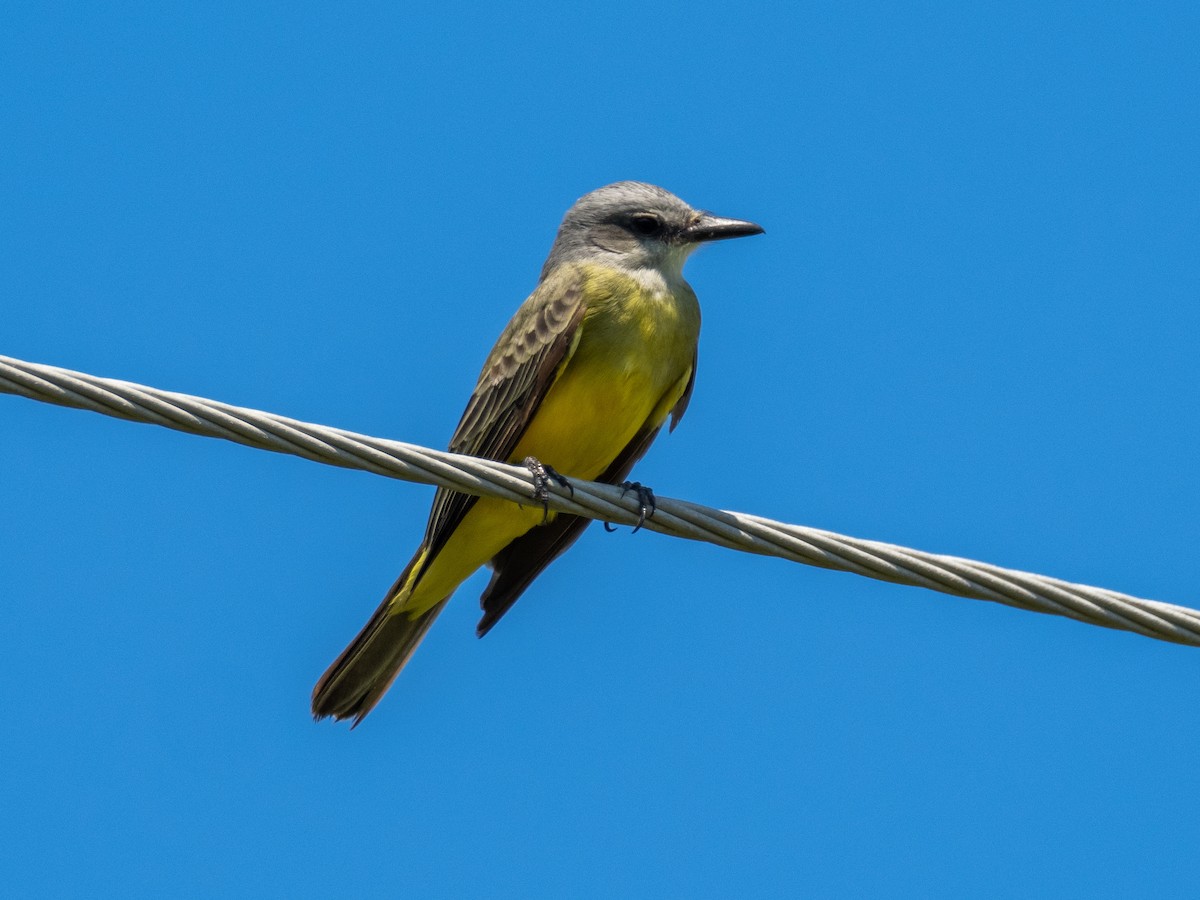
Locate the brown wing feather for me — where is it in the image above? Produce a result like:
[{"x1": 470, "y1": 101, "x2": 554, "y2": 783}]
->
[
  {"x1": 422, "y1": 268, "x2": 587, "y2": 557},
  {"x1": 669, "y1": 348, "x2": 698, "y2": 432},
  {"x1": 313, "y1": 267, "x2": 589, "y2": 723},
  {"x1": 475, "y1": 356, "x2": 699, "y2": 636}
]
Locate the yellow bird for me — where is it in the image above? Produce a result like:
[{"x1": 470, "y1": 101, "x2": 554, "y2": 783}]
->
[{"x1": 312, "y1": 182, "x2": 762, "y2": 724}]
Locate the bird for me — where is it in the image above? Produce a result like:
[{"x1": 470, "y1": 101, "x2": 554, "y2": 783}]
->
[{"x1": 311, "y1": 181, "x2": 763, "y2": 724}]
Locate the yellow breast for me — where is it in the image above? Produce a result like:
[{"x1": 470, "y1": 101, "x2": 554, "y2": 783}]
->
[{"x1": 509, "y1": 263, "x2": 700, "y2": 478}]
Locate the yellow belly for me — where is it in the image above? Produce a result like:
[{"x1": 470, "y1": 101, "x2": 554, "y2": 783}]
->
[
  {"x1": 407, "y1": 351, "x2": 690, "y2": 609},
  {"x1": 509, "y1": 350, "x2": 673, "y2": 478}
]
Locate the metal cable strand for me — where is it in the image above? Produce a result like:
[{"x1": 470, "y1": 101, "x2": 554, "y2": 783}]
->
[{"x1": 3, "y1": 352, "x2": 1197, "y2": 647}]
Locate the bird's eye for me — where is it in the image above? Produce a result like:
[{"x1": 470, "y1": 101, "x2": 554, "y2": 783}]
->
[{"x1": 629, "y1": 214, "x2": 663, "y2": 237}]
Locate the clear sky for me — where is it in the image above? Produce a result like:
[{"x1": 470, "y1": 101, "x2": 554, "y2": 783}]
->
[{"x1": 3, "y1": 3, "x2": 1199, "y2": 897}]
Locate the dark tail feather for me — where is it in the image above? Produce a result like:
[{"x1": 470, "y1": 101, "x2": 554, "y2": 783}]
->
[
  {"x1": 477, "y1": 514, "x2": 590, "y2": 637},
  {"x1": 312, "y1": 552, "x2": 446, "y2": 726}
]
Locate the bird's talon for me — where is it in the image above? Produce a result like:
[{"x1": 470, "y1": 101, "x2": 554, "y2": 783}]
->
[
  {"x1": 524, "y1": 456, "x2": 571, "y2": 522},
  {"x1": 618, "y1": 481, "x2": 657, "y2": 533}
]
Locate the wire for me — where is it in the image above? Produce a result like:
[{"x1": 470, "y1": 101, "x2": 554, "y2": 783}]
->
[{"x1": 4, "y1": 353, "x2": 1198, "y2": 647}]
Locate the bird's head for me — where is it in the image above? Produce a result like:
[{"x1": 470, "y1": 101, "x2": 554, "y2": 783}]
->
[{"x1": 541, "y1": 181, "x2": 763, "y2": 282}]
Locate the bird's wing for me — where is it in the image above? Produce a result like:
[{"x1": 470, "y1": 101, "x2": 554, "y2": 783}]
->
[
  {"x1": 668, "y1": 347, "x2": 698, "y2": 432},
  {"x1": 475, "y1": 353, "x2": 698, "y2": 636},
  {"x1": 422, "y1": 266, "x2": 588, "y2": 557}
]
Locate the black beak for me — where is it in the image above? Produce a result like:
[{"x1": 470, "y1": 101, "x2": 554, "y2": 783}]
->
[{"x1": 683, "y1": 212, "x2": 765, "y2": 243}]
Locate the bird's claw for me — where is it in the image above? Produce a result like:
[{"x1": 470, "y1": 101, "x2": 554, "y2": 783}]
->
[
  {"x1": 524, "y1": 456, "x2": 572, "y2": 521},
  {"x1": 618, "y1": 480, "x2": 656, "y2": 533}
]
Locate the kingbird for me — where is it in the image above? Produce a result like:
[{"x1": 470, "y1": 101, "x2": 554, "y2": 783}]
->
[{"x1": 312, "y1": 182, "x2": 762, "y2": 724}]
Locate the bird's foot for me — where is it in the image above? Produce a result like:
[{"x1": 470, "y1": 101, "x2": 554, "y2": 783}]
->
[
  {"x1": 603, "y1": 481, "x2": 656, "y2": 533},
  {"x1": 523, "y1": 456, "x2": 572, "y2": 521}
]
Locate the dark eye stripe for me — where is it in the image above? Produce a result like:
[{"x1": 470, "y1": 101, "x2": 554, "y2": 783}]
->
[{"x1": 630, "y1": 214, "x2": 663, "y2": 236}]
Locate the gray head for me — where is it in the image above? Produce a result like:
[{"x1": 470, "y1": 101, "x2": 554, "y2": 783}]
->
[{"x1": 540, "y1": 181, "x2": 762, "y2": 281}]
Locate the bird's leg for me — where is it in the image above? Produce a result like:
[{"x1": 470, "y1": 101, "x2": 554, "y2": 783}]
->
[
  {"x1": 614, "y1": 481, "x2": 656, "y2": 533},
  {"x1": 523, "y1": 456, "x2": 573, "y2": 521}
]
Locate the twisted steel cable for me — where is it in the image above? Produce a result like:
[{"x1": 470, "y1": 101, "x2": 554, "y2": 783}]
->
[{"x1": 4, "y1": 353, "x2": 1198, "y2": 647}]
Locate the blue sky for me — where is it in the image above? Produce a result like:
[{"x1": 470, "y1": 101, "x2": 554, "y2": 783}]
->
[{"x1": 3, "y1": 3, "x2": 1199, "y2": 897}]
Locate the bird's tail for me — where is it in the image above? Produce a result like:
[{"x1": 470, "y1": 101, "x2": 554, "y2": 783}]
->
[{"x1": 311, "y1": 547, "x2": 447, "y2": 726}]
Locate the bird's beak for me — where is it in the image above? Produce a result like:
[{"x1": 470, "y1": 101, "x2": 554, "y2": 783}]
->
[{"x1": 683, "y1": 213, "x2": 765, "y2": 243}]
